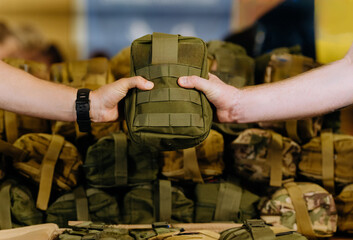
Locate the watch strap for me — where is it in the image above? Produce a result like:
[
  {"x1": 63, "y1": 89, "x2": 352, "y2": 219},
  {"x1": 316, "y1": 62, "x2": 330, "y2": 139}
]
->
[{"x1": 76, "y1": 88, "x2": 91, "y2": 132}]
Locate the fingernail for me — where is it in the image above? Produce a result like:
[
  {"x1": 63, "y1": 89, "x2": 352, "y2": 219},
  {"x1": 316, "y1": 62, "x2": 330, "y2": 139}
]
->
[
  {"x1": 179, "y1": 77, "x2": 187, "y2": 85},
  {"x1": 145, "y1": 81, "x2": 154, "y2": 88}
]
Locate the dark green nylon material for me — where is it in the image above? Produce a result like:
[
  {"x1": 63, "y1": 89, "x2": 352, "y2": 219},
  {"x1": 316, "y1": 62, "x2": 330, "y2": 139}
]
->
[{"x1": 126, "y1": 32, "x2": 212, "y2": 151}]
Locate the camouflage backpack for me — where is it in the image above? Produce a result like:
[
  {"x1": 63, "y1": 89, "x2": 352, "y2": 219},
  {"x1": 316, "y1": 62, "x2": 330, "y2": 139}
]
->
[
  {"x1": 84, "y1": 131, "x2": 159, "y2": 188},
  {"x1": 162, "y1": 129, "x2": 224, "y2": 183},
  {"x1": 299, "y1": 130, "x2": 353, "y2": 194},
  {"x1": 122, "y1": 180, "x2": 194, "y2": 224},
  {"x1": 258, "y1": 53, "x2": 322, "y2": 144},
  {"x1": 335, "y1": 183, "x2": 353, "y2": 233},
  {"x1": 0, "y1": 180, "x2": 42, "y2": 229},
  {"x1": 260, "y1": 182, "x2": 337, "y2": 238},
  {"x1": 46, "y1": 186, "x2": 120, "y2": 228},
  {"x1": 206, "y1": 40, "x2": 255, "y2": 136},
  {"x1": 231, "y1": 129, "x2": 301, "y2": 188},
  {"x1": 0, "y1": 133, "x2": 82, "y2": 211},
  {"x1": 125, "y1": 32, "x2": 213, "y2": 151},
  {"x1": 194, "y1": 180, "x2": 259, "y2": 223},
  {"x1": 110, "y1": 46, "x2": 131, "y2": 79},
  {"x1": 220, "y1": 219, "x2": 307, "y2": 240}
]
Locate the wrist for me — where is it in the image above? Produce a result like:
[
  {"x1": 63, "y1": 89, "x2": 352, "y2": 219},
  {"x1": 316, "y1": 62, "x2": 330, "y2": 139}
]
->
[{"x1": 76, "y1": 88, "x2": 92, "y2": 132}]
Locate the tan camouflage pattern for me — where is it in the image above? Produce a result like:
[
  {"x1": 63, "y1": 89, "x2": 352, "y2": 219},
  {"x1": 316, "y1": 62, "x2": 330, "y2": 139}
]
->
[
  {"x1": 260, "y1": 182, "x2": 337, "y2": 236},
  {"x1": 231, "y1": 129, "x2": 300, "y2": 183},
  {"x1": 335, "y1": 184, "x2": 353, "y2": 232}
]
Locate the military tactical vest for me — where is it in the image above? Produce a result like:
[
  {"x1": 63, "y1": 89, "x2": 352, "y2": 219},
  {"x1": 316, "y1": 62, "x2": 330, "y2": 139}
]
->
[
  {"x1": 335, "y1": 184, "x2": 353, "y2": 233},
  {"x1": 260, "y1": 182, "x2": 337, "y2": 238},
  {"x1": 46, "y1": 186, "x2": 120, "y2": 228},
  {"x1": 194, "y1": 181, "x2": 259, "y2": 223},
  {"x1": 125, "y1": 32, "x2": 213, "y2": 151},
  {"x1": 84, "y1": 131, "x2": 159, "y2": 188}
]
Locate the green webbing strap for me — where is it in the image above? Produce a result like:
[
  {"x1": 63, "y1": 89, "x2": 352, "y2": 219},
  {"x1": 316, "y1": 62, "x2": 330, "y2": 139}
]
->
[
  {"x1": 73, "y1": 186, "x2": 90, "y2": 221},
  {"x1": 284, "y1": 182, "x2": 317, "y2": 239},
  {"x1": 136, "y1": 64, "x2": 201, "y2": 80},
  {"x1": 268, "y1": 132, "x2": 283, "y2": 187},
  {"x1": 4, "y1": 111, "x2": 18, "y2": 144},
  {"x1": 244, "y1": 219, "x2": 275, "y2": 240},
  {"x1": 158, "y1": 180, "x2": 172, "y2": 222},
  {"x1": 286, "y1": 120, "x2": 301, "y2": 144},
  {"x1": 321, "y1": 130, "x2": 335, "y2": 194},
  {"x1": 134, "y1": 113, "x2": 204, "y2": 127},
  {"x1": 137, "y1": 88, "x2": 201, "y2": 105},
  {"x1": 0, "y1": 138, "x2": 28, "y2": 162},
  {"x1": 152, "y1": 32, "x2": 178, "y2": 64},
  {"x1": 214, "y1": 182, "x2": 242, "y2": 221},
  {"x1": 0, "y1": 181, "x2": 12, "y2": 229},
  {"x1": 37, "y1": 134, "x2": 65, "y2": 210},
  {"x1": 112, "y1": 132, "x2": 128, "y2": 186},
  {"x1": 183, "y1": 148, "x2": 204, "y2": 183}
]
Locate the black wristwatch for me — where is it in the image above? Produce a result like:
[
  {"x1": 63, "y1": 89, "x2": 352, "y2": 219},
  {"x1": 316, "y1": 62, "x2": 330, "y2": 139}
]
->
[{"x1": 76, "y1": 88, "x2": 91, "y2": 132}]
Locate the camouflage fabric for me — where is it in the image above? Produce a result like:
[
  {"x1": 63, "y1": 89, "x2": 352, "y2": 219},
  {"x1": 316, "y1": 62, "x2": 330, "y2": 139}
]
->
[
  {"x1": 84, "y1": 132, "x2": 159, "y2": 188},
  {"x1": 194, "y1": 181, "x2": 259, "y2": 223},
  {"x1": 335, "y1": 184, "x2": 353, "y2": 233},
  {"x1": 231, "y1": 129, "x2": 300, "y2": 186},
  {"x1": 0, "y1": 180, "x2": 43, "y2": 229},
  {"x1": 162, "y1": 129, "x2": 224, "y2": 182},
  {"x1": 122, "y1": 181, "x2": 194, "y2": 224},
  {"x1": 110, "y1": 46, "x2": 131, "y2": 79},
  {"x1": 260, "y1": 182, "x2": 337, "y2": 237},
  {"x1": 46, "y1": 188, "x2": 120, "y2": 228},
  {"x1": 299, "y1": 133, "x2": 353, "y2": 191}
]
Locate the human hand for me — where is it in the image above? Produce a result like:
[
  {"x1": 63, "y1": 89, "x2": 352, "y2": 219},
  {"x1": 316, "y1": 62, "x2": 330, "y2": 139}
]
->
[
  {"x1": 89, "y1": 76, "x2": 154, "y2": 122},
  {"x1": 178, "y1": 73, "x2": 241, "y2": 123}
]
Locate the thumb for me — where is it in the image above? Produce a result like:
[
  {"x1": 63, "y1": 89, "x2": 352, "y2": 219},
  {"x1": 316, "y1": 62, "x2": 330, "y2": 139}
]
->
[{"x1": 178, "y1": 75, "x2": 213, "y2": 96}]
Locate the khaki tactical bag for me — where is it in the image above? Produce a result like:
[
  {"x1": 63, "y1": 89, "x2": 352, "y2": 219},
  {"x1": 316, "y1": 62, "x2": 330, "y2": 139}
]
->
[
  {"x1": 0, "y1": 133, "x2": 82, "y2": 211},
  {"x1": 46, "y1": 186, "x2": 120, "y2": 228},
  {"x1": 260, "y1": 182, "x2": 337, "y2": 238},
  {"x1": 206, "y1": 41, "x2": 255, "y2": 136},
  {"x1": 299, "y1": 130, "x2": 353, "y2": 195},
  {"x1": 220, "y1": 219, "x2": 307, "y2": 240},
  {"x1": 123, "y1": 180, "x2": 194, "y2": 224},
  {"x1": 194, "y1": 181, "x2": 259, "y2": 223},
  {"x1": 335, "y1": 184, "x2": 353, "y2": 233},
  {"x1": 110, "y1": 46, "x2": 131, "y2": 79},
  {"x1": 162, "y1": 129, "x2": 224, "y2": 183},
  {"x1": 125, "y1": 32, "x2": 213, "y2": 151},
  {"x1": 0, "y1": 180, "x2": 43, "y2": 230},
  {"x1": 231, "y1": 129, "x2": 301, "y2": 187},
  {"x1": 84, "y1": 131, "x2": 159, "y2": 188}
]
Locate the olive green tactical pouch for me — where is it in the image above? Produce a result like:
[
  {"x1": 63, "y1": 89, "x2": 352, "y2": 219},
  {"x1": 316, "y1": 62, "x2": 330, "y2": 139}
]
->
[
  {"x1": 122, "y1": 180, "x2": 194, "y2": 224},
  {"x1": 260, "y1": 182, "x2": 337, "y2": 238},
  {"x1": 46, "y1": 186, "x2": 120, "y2": 228},
  {"x1": 299, "y1": 130, "x2": 353, "y2": 194},
  {"x1": 335, "y1": 184, "x2": 353, "y2": 233},
  {"x1": 84, "y1": 131, "x2": 159, "y2": 188},
  {"x1": 0, "y1": 133, "x2": 82, "y2": 211},
  {"x1": 0, "y1": 180, "x2": 43, "y2": 230},
  {"x1": 231, "y1": 129, "x2": 301, "y2": 188},
  {"x1": 125, "y1": 32, "x2": 213, "y2": 151},
  {"x1": 194, "y1": 181, "x2": 259, "y2": 223},
  {"x1": 162, "y1": 129, "x2": 224, "y2": 183},
  {"x1": 220, "y1": 219, "x2": 307, "y2": 240},
  {"x1": 206, "y1": 41, "x2": 255, "y2": 136}
]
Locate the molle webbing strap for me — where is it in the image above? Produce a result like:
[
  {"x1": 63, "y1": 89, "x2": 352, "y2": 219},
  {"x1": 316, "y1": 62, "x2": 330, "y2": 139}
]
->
[
  {"x1": 214, "y1": 182, "x2": 242, "y2": 221},
  {"x1": 183, "y1": 148, "x2": 204, "y2": 183},
  {"x1": 244, "y1": 219, "x2": 275, "y2": 240},
  {"x1": 137, "y1": 88, "x2": 201, "y2": 105},
  {"x1": 134, "y1": 113, "x2": 204, "y2": 127},
  {"x1": 157, "y1": 180, "x2": 172, "y2": 222},
  {"x1": 4, "y1": 111, "x2": 18, "y2": 144},
  {"x1": 285, "y1": 120, "x2": 301, "y2": 144},
  {"x1": 268, "y1": 132, "x2": 283, "y2": 187},
  {"x1": 321, "y1": 130, "x2": 335, "y2": 194},
  {"x1": 0, "y1": 138, "x2": 28, "y2": 162},
  {"x1": 36, "y1": 134, "x2": 65, "y2": 210},
  {"x1": 113, "y1": 132, "x2": 128, "y2": 186},
  {"x1": 284, "y1": 182, "x2": 316, "y2": 239},
  {"x1": 0, "y1": 181, "x2": 12, "y2": 229},
  {"x1": 152, "y1": 32, "x2": 178, "y2": 64},
  {"x1": 136, "y1": 65, "x2": 201, "y2": 80},
  {"x1": 73, "y1": 186, "x2": 90, "y2": 221}
]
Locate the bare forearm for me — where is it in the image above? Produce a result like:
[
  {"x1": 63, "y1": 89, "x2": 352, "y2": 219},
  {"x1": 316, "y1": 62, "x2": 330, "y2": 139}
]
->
[{"x1": 236, "y1": 57, "x2": 353, "y2": 123}]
